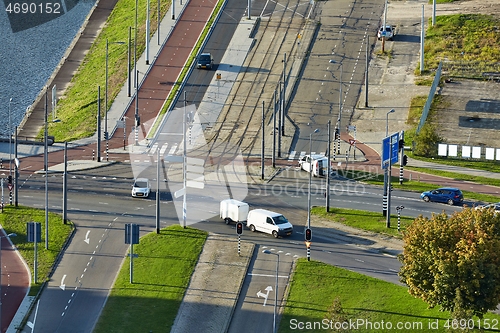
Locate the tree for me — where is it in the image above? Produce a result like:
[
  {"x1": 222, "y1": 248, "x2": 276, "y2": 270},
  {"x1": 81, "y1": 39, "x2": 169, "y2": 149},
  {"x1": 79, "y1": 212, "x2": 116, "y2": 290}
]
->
[
  {"x1": 399, "y1": 207, "x2": 500, "y2": 319},
  {"x1": 413, "y1": 123, "x2": 443, "y2": 157}
]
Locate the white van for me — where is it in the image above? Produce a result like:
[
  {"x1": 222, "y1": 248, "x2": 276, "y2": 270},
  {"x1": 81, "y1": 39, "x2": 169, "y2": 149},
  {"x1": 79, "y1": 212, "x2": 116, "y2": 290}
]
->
[
  {"x1": 298, "y1": 154, "x2": 329, "y2": 177},
  {"x1": 220, "y1": 199, "x2": 249, "y2": 225},
  {"x1": 246, "y1": 209, "x2": 293, "y2": 238}
]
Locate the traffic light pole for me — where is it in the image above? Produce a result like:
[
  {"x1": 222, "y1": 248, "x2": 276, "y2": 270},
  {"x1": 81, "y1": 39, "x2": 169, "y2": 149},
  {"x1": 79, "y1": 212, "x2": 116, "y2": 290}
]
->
[{"x1": 236, "y1": 222, "x2": 243, "y2": 256}]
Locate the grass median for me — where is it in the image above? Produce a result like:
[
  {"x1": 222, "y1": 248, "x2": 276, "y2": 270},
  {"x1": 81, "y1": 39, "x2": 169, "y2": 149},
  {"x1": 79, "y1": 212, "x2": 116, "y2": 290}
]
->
[
  {"x1": 312, "y1": 206, "x2": 412, "y2": 238},
  {"x1": 93, "y1": 225, "x2": 207, "y2": 333},
  {"x1": 279, "y1": 259, "x2": 500, "y2": 333},
  {"x1": 1, "y1": 205, "x2": 74, "y2": 296}
]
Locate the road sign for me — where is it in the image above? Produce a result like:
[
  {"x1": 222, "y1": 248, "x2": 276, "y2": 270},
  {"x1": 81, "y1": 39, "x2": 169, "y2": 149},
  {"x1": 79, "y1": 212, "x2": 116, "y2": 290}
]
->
[
  {"x1": 382, "y1": 132, "x2": 399, "y2": 168},
  {"x1": 8, "y1": 184, "x2": 13, "y2": 191},
  {"x1": 125, "y1": 223, "x2": 139, "y2": 244},
  {"x1": 349, "y1": 139, "x2": 356, "y2": 146}
]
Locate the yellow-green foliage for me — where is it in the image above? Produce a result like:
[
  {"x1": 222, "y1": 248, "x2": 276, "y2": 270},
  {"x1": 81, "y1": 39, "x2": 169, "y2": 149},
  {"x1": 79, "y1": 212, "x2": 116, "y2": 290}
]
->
[{"x1": 399, "y1": 208, "x2": 500, "y2": 319}]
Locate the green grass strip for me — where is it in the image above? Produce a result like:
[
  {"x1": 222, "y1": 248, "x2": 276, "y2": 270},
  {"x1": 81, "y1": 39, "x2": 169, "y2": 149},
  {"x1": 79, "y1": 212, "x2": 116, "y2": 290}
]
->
[
  {"x1": 1, "y1": 205, "x2": 74, "y2": 295},
  {"x1": 311, "y1": 206, "x2": 412, "y2": 238},
  {"x1": 279, "y1": 259, "x2": 500, "y2": 332},
  {"x1": 93, "y1": 225, "x2": 207, "y2": 333}
]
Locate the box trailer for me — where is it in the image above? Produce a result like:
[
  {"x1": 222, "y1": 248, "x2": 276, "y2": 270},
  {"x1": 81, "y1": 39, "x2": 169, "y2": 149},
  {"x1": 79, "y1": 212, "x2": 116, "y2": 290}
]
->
[{"x1": 220, "y1": 199, "x2": 249, "y2": 225}]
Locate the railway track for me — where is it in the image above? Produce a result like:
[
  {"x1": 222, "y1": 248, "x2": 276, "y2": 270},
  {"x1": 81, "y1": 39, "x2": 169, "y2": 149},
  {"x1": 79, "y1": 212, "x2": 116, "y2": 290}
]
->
[{"x1": 195, "y1": 0, "x2": 312, "y2": 177}]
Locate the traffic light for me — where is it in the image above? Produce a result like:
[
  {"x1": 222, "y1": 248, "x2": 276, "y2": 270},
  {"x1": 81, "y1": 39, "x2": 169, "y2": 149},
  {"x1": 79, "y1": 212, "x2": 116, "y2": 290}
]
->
[
  {"x1": 7, "y1": 175, "x2": 12, "y2": 185},
  {"x1": 398, "y1": 139, "x2": 404, "y2": 151},
  {"x1": 236, "y1": 222, "x2": 243, "y2": 235},
  {"x1": 402, "y1": 154, "x2": 408, "y2": 166},
  {"x1": 305, "y1": 228, "x2": 312, "y2": 241}
]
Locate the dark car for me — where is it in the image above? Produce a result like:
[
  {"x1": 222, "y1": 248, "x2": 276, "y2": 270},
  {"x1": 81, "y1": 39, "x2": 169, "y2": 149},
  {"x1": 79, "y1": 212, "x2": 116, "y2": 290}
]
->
[
  {"x1": 196, "y1": 53, "x2": 213, "y2": 69},
  {"x1": 420, "y1": 187, "x2": 464, "y2": 205}
]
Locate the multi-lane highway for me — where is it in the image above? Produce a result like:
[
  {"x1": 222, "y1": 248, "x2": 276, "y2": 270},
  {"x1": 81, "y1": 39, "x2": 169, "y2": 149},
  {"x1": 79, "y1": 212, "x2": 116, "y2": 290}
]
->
[{"x1": 17, "y1": 157, "x2": 461, "y2": 332}]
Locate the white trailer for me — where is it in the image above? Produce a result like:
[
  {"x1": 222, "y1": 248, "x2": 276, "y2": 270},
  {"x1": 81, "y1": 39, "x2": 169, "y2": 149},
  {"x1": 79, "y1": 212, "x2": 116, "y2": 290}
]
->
[{"x1": 220, "y1": 199, "x2": 249, "y2": 225}]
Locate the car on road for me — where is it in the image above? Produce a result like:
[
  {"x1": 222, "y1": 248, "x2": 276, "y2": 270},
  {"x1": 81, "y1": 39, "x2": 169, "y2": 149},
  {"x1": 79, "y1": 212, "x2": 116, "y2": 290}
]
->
[
  {"x1": 196, "y1": 52, "x2": 213, "y2": 69},
  {"x1": 420, "y1": 187, "x2": 463, "y2": 205},
  {"x1": 474, "y1": 202, "x2": 500, "y2": 214},
  {"x1": 246, "y1": 209, "x2": 293, "y2": 238},
  {"x1": 298, "y1": 154, "x2": 329, "y2": 177},
  {"x1": 377, "y1": 25, "x2": 394, "y2": 40},
  {"x1": 132, "y1": 178, "x2": 151, "y2": 198}
]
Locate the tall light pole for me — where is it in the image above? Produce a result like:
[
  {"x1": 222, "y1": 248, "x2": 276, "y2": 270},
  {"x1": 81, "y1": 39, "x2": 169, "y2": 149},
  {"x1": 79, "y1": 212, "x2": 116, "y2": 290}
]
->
[
  {"x1": 386, "y1": 108, "x2": 395, "y2": 137},
  {"x1": 329, "y1": 59, "x2": 343, "y2": 154},
  {"x1": 0, "y1": 232, "x2": 17, "y2": 333},
  {"x1": 383, "y1": 109, "x2": 395, "y2": 218},
  {"x1": 307, "y1": 129, "x2": 320, "y2": 230},
  {"x1": 8, "y1": 98, "x2": 12, "y2": 177},
  {"x1": 262, "y1": 250, "x2": 279, "y2": 333},
  {"x1": 128, "y1": 27, "x2": 135, "y2": 97},
  {"x1": 105, "y1": 39, "x2": 125, "y2": 156}
]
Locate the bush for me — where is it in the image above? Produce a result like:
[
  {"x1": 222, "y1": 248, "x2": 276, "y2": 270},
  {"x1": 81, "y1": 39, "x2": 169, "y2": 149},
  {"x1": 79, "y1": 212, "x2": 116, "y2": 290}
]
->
[{"x1": 413, "y1": 123, "x2": 443, "y2": 156}]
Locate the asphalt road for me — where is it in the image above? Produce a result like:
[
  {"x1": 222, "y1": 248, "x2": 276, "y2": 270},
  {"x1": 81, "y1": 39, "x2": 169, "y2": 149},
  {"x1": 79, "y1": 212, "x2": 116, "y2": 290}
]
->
[{"x1": 17, "y1": 159, "x2": 460, "y2": 331}]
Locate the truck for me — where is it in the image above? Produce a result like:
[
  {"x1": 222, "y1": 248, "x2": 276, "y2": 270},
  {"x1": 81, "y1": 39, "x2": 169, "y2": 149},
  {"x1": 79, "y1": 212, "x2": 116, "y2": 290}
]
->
[
  {"x1": 298, "y1": 154, "x2": 329, "y2": 177},
  {"x1": 219, "y1": 199, "x2": 249, "y2": 225}
]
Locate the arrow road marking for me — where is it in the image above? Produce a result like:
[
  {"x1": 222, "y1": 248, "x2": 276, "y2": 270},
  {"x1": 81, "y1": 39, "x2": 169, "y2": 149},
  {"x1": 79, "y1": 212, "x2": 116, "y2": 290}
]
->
[
  {"x1": 84, "y1": 230, "x2": 90, "y2": 244},
  {"x1": 60, "y1": 274, "x2": 67, "y2": 291},
  {"x1": 257, "y1": 286, "x2": 273, "y2": 306}
]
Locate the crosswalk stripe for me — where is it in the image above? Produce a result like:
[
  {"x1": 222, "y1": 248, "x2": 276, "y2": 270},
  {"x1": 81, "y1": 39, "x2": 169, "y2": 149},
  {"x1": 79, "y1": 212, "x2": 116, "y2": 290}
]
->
[
  {"x1": 149, "y1": 143, "x2": 158, "y2": 155},
  {"x1": 169, "y1": 145, "x2": 177, "y2": 155},
  {"x1": 159, "y1": 143, "x2": 169, "y2": 156}
]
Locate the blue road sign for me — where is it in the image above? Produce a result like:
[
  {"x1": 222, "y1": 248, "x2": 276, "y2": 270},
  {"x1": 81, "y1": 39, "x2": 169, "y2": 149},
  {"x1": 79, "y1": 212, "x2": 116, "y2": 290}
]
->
[
  {"x1": 382, "y1": 132, "x2": 399, "y2": 168},
  {"x1": 27, "y1": 222, "x2": 42, "y2": 243}
]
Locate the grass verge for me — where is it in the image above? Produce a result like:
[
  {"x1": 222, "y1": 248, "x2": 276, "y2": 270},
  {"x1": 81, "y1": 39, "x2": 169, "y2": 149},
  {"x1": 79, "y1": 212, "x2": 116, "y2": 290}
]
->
[
  {"x1": 311, "y1": 206, "x2": 412, "y2": 238},
  {"x1": 279, "y1": 259, "x2": 500, "y2": 332},
  {"x1": 93, "y1": 225, "x2": 207, "y2": 333},
  {"x1": 46, "y1": 0, "x2": 170, "y2": 141},
  {"x1": 1, "y1": 205, "x2": 74, "y2": 296},
  {"x1": 343, "y1": 169, "x2": 500, "y2": 203}
]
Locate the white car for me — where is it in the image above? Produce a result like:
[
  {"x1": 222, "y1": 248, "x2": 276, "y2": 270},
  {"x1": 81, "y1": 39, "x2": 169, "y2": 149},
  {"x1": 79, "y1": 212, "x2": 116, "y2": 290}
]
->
[
  {"x1": 377, "y1": 25, "x2": 394, "y2": 40},
  {"x1": 475, "y1": 202, "x2": 500, "y2": 214},
  {"x1": 132, "y1": 178, "x2": 151, "y2": 198},
  {"x1": 298, "y1": 154, "x2": 329, "y2": 177}
]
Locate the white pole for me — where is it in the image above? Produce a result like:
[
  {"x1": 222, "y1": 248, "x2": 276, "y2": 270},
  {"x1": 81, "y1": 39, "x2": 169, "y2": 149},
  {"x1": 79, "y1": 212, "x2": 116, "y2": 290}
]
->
[
  {"x1": 146, "y1": 0, "x2": 150, "y2": 64},
  {"x1": 420, "y1": 5, "x2": 425, "y2": 74},
  {"x1": 183, "y1": 91, "x2": 187, "y2": 228}
]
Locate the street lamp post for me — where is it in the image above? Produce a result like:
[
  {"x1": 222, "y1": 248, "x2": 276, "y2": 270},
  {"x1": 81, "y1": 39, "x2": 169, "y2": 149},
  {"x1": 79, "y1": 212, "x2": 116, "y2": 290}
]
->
[
  {"x1": 386, "y1": 108, "x2": 395, "y2": 137},
  {"x1": 105, "y1": 39, "x2": 125, "y2": 159},
  {"x1": 383, "y1": 109, "x2": 395, "y2": 219},
  {"x1": 262, "y1": 250, "x2": 279, "y2": 333},
  {"x1": 8, "y1": 98, "x2": 12, "y2": 177},
  {"x1": 0, "y1": 232, "x2": 17, "y2": 332},
  {"x1": 329, "y1": 60, "x2": 343, "y2": 154},
  {"x1": 307, "y1": 129, "x2": 320, "y2": 231}
]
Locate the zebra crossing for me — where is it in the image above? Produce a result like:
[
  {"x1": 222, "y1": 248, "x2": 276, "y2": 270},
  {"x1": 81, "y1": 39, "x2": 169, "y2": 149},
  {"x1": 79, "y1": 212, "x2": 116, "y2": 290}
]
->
[
  {"x1": 125, "y1": 142, "x2": 179, "y2": 163},
  {"x1": 126, "y1": 143, "x2": 321, "y2": 165},
  {"x1": 287, "y1": 150, "x2": 317, "y2": 162}
]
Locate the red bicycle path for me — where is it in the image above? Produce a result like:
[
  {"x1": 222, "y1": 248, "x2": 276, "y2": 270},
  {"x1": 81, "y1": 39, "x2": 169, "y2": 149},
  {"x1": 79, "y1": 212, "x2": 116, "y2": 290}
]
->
[
  {"x1": 1, "y1": 229, "x2": 29, "y2": 333},
  {"x1": 2, "y1": 0, "x2": 217, "y2": 331}
]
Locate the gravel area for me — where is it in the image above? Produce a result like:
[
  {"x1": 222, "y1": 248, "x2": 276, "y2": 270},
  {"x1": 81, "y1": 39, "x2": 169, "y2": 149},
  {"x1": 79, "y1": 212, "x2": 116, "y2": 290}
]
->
[{"x1": 0, "y1": 0, "x2": 96, "y2": 137}]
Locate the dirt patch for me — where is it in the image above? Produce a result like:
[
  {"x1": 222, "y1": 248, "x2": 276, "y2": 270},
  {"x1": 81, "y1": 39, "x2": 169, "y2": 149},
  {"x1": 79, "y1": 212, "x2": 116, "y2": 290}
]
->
[{"x1": 388, "y1": 0, "x2": 500, "y2": 152}]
